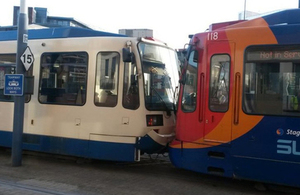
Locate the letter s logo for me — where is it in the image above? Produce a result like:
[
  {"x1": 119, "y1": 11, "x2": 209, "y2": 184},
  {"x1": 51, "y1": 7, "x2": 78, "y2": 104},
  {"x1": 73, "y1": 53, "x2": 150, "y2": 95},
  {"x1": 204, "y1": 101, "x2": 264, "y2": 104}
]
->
[{"x1": 277, "y1": 139, "x2": 292, "y2": 154}]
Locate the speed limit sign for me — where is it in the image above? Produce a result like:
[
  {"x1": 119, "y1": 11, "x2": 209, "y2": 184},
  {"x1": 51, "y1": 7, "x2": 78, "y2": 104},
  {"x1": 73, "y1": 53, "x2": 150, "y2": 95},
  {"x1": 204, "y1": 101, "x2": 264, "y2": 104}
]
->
[{"x1": 20, "y1": 46, "x2": 34, "y2": 71}]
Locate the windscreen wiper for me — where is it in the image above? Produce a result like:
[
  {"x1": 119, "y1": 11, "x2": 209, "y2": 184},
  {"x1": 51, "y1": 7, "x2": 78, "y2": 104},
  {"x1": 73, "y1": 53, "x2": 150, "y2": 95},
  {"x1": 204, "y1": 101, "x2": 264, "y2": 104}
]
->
[{"x1": 151, "y1": 87, "x2": 172, "y2": 116}]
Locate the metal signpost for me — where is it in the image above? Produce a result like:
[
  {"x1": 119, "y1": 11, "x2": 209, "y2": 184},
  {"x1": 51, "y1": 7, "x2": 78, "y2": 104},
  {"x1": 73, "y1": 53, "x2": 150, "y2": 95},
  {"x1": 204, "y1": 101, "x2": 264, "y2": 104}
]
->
[{"x1": 10, "y1": 0, "x2": 31, "y2": 167}]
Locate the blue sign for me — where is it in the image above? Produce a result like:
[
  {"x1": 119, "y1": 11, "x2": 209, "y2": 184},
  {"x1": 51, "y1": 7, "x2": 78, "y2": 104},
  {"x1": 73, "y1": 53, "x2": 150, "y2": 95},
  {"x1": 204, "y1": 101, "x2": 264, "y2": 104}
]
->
[{"x1": 4, "y1": 74, "x2": 24, "y2": 96}]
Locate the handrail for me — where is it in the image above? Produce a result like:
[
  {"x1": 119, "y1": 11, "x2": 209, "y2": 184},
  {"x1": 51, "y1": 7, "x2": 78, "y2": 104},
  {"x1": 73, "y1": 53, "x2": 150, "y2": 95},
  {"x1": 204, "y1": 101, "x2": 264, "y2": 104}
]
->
[
  {"x1": 199, "y1": 73, "x2": 205, "y2": 122},
  {"x1": 234, "y1": 73, "x2": 241, "y2": 125}
]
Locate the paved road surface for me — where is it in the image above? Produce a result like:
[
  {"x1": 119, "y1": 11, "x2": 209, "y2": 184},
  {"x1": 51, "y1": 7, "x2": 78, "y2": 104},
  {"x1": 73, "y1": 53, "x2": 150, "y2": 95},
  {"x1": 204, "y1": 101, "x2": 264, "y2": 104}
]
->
[{"x1": 0, "y1": 148, "x2": 299, "y2": 195}]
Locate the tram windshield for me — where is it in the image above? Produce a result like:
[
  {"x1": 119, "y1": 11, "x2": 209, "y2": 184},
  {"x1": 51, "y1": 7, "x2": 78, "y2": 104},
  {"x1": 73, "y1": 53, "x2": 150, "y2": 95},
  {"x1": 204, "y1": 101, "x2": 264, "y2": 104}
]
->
[{"x1": 138, "y1": 42, "x2": 179, "y2": 112}]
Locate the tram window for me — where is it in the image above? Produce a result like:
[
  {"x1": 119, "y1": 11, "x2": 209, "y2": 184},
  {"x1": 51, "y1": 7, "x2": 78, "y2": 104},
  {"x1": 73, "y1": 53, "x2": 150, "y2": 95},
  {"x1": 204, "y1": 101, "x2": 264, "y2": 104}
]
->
[
  {"x1": 95, "y1": 52, "x2": 119, "y2": 107},
  {"x1": 244, "y1": 45, "x2": 300, "y2": 116},
  {"x1": 0, "y1": 54, "x2": 31, "y2": 102},
  {"x1": 122, "y1": 61, "x2": 139, "y2": 110},
  {"x1": 209, "y1": 54, "x2": 230, "y2": 112},
  {"x1": 39, "y1": 52, "x2": 88, "y2": 105},
  {"x1": 182, "y1": 50, "x2": 198, "y2": 112}
]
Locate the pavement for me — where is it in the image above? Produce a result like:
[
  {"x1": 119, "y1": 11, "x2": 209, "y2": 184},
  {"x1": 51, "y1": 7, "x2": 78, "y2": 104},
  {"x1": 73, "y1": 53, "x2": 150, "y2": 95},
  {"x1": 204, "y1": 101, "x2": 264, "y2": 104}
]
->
[
  {"x1": 0, "y1": 148, "x2": 299, "y2": 195},
  {"x1": 0, "y1": 149, "x2": 97, "y2": 194},
  {"x1": 0, "y1": 148, "x2": 172, "y2": 195}
]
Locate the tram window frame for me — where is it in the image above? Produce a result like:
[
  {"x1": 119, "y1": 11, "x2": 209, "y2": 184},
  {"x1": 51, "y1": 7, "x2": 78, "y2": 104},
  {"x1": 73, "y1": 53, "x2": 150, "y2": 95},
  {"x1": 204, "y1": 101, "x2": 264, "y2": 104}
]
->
[
  {"x1": 209, "y1": 54, "x2": 230, "y2": 113},
  {"x1": 243, "y1": 45, "x2": 300, "y2": 116},
  {"x1": 94, "y1": 52, "x2": 120, "y2": 107},
  {"x1": 38, "y1": 52, "x2": 88, "y2": 106},
  {"x1": 122, "y1": 60, "x2": 139, "y2": 110},
  {"x1": 0, "y1": 54, "x2": 31, "y2": 102},
  {"x1": 122, "y1": 59, "x2": 140, "y2": 110},
  {"x1": 181, "y1": 50, "x2": 198, "y2": 112}
]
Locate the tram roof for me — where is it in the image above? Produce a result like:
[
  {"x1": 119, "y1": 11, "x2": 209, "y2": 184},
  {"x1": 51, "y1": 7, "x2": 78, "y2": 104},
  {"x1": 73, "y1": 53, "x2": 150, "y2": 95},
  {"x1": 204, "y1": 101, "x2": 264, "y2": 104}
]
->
[
  {"x1": 0, "y1": 27, "x2": 127, "y2": 41},
  {"x1": 209, "y1": 9, "x2": 300, "y2": 32},
  {"x1": 262, "y1": 9, "x2": 300, "y2": 26}
]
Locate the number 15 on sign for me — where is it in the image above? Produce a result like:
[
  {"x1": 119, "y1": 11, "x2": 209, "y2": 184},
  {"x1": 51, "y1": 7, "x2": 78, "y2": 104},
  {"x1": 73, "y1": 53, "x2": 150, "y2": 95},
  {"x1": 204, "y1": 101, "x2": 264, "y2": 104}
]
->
[{"x1": 21, "y1": 46, "x2": 34, "y2": 71}]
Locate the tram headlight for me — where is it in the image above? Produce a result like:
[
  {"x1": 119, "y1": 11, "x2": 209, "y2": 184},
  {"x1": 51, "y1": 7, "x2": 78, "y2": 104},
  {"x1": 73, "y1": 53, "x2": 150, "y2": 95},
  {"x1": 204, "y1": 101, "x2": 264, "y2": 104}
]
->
[{"x1": 146, "y1": 115, "x2": 163, "y2": 126}]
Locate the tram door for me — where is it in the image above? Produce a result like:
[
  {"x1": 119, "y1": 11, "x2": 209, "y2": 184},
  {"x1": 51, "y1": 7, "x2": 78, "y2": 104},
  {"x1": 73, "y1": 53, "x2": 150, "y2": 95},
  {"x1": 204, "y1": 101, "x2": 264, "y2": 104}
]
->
[{"x1": 203, "y1": 42, "x2": 234, "y2": 143}]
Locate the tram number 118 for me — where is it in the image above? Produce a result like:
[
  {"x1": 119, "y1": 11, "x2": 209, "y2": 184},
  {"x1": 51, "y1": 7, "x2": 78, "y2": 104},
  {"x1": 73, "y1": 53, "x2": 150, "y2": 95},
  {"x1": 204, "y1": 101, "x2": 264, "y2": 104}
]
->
[{"x1": 207, "y1": 32, "x2": 219, "y2": 41}]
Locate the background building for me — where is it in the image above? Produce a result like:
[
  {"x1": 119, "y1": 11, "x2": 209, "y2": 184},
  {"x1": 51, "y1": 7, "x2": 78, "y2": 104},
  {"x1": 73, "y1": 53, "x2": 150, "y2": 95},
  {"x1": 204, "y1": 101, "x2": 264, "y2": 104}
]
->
[
  {"x1": 0, "y1": 6, "x2": 90, "y2": 31},
  {"x1": 119, "y1": 29, "x2": 153, "y2": 38},
  {"x1": 238, "y1": 10, "x2": 260, "y2": 20}
]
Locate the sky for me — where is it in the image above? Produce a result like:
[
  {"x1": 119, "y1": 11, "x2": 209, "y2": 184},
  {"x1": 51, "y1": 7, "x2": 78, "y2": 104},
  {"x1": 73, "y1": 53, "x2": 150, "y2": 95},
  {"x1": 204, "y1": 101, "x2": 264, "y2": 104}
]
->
[{"x1": 0, "y1": 0, "x2": 299, "y2": 49}]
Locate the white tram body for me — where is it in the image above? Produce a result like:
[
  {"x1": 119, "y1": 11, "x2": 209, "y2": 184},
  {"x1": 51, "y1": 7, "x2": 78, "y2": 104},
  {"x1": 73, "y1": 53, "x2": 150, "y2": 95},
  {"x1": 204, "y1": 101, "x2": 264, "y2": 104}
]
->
[{"x1": 0, "y1": 27, "x2": 179, "y2": 161}]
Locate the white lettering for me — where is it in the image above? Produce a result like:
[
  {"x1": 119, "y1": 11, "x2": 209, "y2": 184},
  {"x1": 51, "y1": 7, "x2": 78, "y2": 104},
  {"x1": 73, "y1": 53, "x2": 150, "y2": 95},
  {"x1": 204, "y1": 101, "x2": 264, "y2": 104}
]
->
[
  {"x1": 207, "y1": 32, "x2": 219, "y2": 41},
  {"x1": 287, "y1": 129, "x2": 300, "y2": 137}
]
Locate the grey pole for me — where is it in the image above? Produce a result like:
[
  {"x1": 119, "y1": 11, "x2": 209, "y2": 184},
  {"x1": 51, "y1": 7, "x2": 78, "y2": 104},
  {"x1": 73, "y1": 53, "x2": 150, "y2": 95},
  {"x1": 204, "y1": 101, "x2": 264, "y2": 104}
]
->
[
  {"x1": 12, "y1": 0, "x2": 27, "y2": 167},
  {"x1": 244, "y1": 0, "x2": 247, "y2": 20}
]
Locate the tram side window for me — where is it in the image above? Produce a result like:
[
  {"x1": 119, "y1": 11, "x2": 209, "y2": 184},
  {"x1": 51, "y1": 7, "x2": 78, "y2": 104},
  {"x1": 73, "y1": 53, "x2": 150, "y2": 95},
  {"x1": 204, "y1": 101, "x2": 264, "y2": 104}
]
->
[
  {"x1": 0, "y1": 54, "x2": 31, "y2": 102},
  {"x1": 209, "y1": 54, "x2": 230, "y2": 112},
  {"x1": 244, "y1": 46, "x2": 300, "y2": 116},
  {"x1": 123, "y1": 61, "x2": 139, "y2": 110},
  {"x1": 39, "y1": 52, "x2": 88, "y2": 105},
  {"x1": 182, "y1": 50, "x2": 198, "y2": 112},
  {"x1": 95, "y1": 52, "x2": 119, "y2": 107}
]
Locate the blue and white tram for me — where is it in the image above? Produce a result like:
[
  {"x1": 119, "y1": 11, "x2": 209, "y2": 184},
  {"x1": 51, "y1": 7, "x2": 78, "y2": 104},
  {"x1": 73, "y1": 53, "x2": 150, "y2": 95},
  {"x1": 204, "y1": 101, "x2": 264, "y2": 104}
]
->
[{"x1": 0, "y1": 27, "x2": 179, "y2": 162}]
